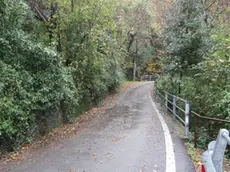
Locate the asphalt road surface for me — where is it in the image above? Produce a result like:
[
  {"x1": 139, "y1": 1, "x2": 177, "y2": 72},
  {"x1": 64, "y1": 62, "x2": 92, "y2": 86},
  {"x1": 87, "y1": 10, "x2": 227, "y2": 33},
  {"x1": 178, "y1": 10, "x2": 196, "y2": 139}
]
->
[{"x1": 2, "y1": 83, "x2": 195, "y2": 172}]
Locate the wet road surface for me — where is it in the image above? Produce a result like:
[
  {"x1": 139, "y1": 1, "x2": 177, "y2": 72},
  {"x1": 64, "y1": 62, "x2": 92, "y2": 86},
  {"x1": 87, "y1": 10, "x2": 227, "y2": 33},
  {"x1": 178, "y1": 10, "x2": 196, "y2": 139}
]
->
[{"x1": 2, "y1": 83, "x2": 195, "y2": 172}]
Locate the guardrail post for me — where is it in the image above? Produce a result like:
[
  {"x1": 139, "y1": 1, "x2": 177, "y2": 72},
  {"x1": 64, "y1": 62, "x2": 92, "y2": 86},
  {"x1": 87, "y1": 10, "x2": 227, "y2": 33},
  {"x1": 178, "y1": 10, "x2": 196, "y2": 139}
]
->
[
  {"x1": 173, "y1": 96, "x2": 176, "y2": 120},
  {"x1": 212, "y1": 129, "x2": 229, "y2": 172},
  {"x1": 202, "y1": 141, "x2": 217, "y2": 172},
  {"x1": 202, "y1": 129, "x2": 230, "y2": 172},
  {"x1": 185, "y1": 102, "x2": 190, "y2": 139},
  {"x1": 165, "y1": 92, "x2": 168, "y2": 109}
]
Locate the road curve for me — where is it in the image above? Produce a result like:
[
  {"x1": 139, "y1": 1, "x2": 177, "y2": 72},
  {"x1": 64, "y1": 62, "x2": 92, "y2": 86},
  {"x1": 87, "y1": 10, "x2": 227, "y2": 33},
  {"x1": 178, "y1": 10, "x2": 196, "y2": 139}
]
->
[{"x1": 2, "y1": 83, "x2": 195, "y2": 172}]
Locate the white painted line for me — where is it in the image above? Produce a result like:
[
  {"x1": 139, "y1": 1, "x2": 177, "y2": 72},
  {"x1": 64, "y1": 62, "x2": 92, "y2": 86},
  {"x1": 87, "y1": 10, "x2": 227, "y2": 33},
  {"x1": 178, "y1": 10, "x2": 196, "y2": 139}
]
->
[{"x1": 149, "y1": 93, "x2": 176, "y2": 172}]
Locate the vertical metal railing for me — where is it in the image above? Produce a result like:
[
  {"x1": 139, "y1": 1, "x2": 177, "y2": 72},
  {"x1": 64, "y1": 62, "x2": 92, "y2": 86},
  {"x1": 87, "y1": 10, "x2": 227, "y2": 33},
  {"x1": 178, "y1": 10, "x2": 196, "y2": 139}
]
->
[
  {"x1": 155, "y1": 89, "x2": 190, "y2": 139},
  {"x1": 185, "y1": 102, "x2": 190, "y2": 139},
  {"x1": 155, "y1": 88, "x2": 230, "y2": 145},
  {"x1": 202, "y1": 129, "x2": 230, "y2": 172},
  {"x1": 154, "y1": 88, "x2": 230, "y2": 171}
]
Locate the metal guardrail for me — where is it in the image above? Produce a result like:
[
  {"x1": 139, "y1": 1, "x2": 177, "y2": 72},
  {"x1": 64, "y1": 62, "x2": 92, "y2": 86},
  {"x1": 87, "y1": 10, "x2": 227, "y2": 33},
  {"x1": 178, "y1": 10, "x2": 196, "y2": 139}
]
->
[
  {"x1": 155, "y1": 89, "x2": 190, "y2": 139},
  {"x1": 154, "y1": 88, "x2": 230, "y2": 172},
  {"x1": 202, "y1": 129, "x2": 230, "y2": 172},
  {"x1": 155, "y1": 88, "x2": 230, "y2": 144},
  {"x1": 141, "y1": 75, "x2": 159, "y2": 81}
]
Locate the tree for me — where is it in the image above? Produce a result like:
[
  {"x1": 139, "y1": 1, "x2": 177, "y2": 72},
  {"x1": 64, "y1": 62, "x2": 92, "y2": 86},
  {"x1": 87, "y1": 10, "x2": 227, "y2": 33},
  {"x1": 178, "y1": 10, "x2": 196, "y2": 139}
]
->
[
  {"x1": 0, "y1": 0, "x2": 127, "y2": 153},
  {"x1": 155, "y1": 0, "x2": 230, "y2": 148},
  {"x1": 162, "y1": 0, "x2": 211, "y2": 94},
  {"x1": 117, "y1": 0, "x2": 160, "y2": 81},
  {"x1": 0, "y1": 0, "x2": 79, "y2": 152}
]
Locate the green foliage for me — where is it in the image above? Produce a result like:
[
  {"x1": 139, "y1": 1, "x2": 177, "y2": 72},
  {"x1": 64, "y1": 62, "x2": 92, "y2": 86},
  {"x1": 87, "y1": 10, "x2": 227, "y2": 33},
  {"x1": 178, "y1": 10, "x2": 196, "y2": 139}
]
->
[
  {"x1": 0, "y1": 0, "x2": 126, "y2": 153},
  {"x1": 156, "y1": 30, "x2": 230, "y2": 147},
  {"x1": 117, "y1": 1, "x2": 161, "y2": 80},
  {"x1": 57, "y1": 0, "x2": 125, "y2": 104},
  {"x1": 157, "y1": 0, "x2": 230, "y2": 148},
  {"x1": 163, "y1": 0, "x2": 210, "y2": 74}
]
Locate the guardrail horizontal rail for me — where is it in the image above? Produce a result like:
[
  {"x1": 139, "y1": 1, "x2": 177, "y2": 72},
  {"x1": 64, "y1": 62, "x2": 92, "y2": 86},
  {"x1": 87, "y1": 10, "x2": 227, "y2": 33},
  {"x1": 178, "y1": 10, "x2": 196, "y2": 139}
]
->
[
  {"x1": 191, "y1": 111, "x2": 230, "y2": 124},
  {"x1": 155, "y1": 88, "x2": 230, "y2": 148}
]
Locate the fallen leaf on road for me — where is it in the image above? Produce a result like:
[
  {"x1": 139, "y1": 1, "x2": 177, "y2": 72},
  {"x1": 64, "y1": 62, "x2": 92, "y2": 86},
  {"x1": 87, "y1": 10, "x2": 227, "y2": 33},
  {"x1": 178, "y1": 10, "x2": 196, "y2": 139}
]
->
[
  {"x1": 112, "y1": 136, "x2": 127, "y2": 142},
  {"x1": 91, "y1": 153, "x2": 97, "y2": 157},
  {"x1": 68, "y1": 170, "x2": 76, "y2": 172},
  {"x1": 104, "y1": 152, "x2": 114, "y2": 156},
  {"x1": 0, "y1": 82, "x2": 143, "y2": 164}
]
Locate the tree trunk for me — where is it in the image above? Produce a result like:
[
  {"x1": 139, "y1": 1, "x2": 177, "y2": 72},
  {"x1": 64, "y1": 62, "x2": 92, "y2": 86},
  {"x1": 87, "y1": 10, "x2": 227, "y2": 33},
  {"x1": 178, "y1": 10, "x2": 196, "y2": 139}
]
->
[
  {"x1": 133, "y1": 58, "x2": 136, "y2": 81},
  {"x1": 133, "y1": 38, "x2": 138, "y2": 81},
  {"x1": 71, "y1": 0, "x2": 74, "y2": 12},
  {"x1": 178, "y1": 71, "x2": 183, "y2": 95}
]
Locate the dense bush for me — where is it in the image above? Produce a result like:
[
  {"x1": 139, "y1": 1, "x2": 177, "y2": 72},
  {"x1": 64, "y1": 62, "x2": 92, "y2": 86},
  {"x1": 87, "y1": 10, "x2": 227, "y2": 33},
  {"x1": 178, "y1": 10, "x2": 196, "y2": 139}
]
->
[
  {"x1": 0, "y1": 0, "x2": 79, "y2": 152},
  {"x1": 156, "y1": 0, "x2": 230, "y2": 147},
  {"x1": 156, "y1": 31, "x2": 230, "y2": 147},
  {"x1": 0, "y1": 0, "x2": 125, "y2": 153}
]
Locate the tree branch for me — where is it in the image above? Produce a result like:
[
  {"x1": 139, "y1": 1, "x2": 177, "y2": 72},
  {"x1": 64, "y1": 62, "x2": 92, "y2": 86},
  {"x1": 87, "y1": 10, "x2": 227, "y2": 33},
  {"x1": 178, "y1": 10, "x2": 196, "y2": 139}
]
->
[
  {"x1": 205, "y1": 0, "x2": 217, "y2": 10},
  {"x1": 34, "y1": 6, "x2": 48, "y2": 23},
  {"x1": 218, "y1": 5, "x2": 229, "y2": 15}
]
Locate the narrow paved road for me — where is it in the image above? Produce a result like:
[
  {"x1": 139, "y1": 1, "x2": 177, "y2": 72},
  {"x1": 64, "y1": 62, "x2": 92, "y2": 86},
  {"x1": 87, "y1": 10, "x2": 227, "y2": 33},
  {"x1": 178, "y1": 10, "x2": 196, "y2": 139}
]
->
[{"x1": 2, "y1": 83, "x2": 195, "y2": 172}]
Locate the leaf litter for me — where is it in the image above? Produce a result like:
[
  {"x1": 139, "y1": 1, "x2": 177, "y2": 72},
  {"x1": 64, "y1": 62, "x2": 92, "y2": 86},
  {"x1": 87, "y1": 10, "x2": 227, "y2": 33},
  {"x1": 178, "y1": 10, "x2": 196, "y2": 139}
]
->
[{"x1": 0, "y1": 82, "x2": 143, "y2": 166}]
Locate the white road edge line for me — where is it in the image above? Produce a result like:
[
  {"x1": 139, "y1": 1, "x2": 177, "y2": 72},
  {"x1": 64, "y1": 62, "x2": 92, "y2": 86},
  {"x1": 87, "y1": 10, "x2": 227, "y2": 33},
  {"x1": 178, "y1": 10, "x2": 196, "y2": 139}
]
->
[{"x1": 148, "y1": 93, "x2": 176, "y2": 172}]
